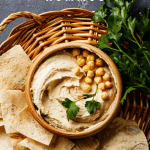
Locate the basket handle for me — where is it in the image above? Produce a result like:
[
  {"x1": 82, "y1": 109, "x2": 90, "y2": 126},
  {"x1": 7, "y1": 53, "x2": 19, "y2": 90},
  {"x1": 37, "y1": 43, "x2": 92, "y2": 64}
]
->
[{"x1": 0, "y1": 11, "x2": 42, "y2": 34}]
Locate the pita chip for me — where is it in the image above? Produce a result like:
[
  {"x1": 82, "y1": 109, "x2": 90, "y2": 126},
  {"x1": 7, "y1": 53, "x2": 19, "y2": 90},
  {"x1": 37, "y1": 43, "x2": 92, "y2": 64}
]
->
[
  {"x1": 0, "y1": 90, "x2": 28, "y2": 133},
  {"x1": 72, "y1": 136, "x2": 99, "y2": 150},
  {"x1": 0, "y1": 118, "x2": 4, "y2": 126},
  {"x1": 72, "y1": 145, "x2": 81, "y2": 150},
  {"x1": 0, "y1": 45, "x2": 32, "y2": 91},
  {"x1": 96, "y1": 117, "x2": 149, "y2": 150},
  {"x1": 11, "y1": 107, "x2": 54, "y2": 146},
  {"x1": 0, "y1": 126, "x2": 13, "y2": 150},
  {"x1": 19, "y1": 137, "x2": 75, "y2": 150},
  {"x1": 48, "y1": 136, "x2": 75, "y2": 150},
  {"x1": 13, "y1": 146, "x2": 29, "y2": 150},
  {"x1": 9, "y1": 133, "x2": 26, "y2": 147},
  {"x1": 0, "y1": 103, "x2": 2, "y2": 118}
]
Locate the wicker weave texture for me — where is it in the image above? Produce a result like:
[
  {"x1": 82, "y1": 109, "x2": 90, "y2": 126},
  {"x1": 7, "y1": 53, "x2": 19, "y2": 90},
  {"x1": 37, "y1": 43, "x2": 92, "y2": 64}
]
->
[
  {"x1": 0, "y1": 8, "x2": 149, "y2": 143},
  {"x1": 0, "y1": 9, "x2": 106, "y2": 61}
]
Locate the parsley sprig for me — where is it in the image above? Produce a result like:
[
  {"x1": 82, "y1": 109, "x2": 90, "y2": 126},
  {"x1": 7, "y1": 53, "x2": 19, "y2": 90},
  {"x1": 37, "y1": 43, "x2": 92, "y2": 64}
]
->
[
  {"x1": 92, "y1": 0, "x2": 150, "y2": 104},
  {"x1": 62, "y1": 85, "x2": 100, "y2": 120}
]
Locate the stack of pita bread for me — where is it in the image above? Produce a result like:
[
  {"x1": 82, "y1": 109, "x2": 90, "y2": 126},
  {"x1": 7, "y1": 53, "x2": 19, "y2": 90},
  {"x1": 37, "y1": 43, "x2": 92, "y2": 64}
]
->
[{"x1": 0, "y1": 45, "x2": 148, "y2": 150}]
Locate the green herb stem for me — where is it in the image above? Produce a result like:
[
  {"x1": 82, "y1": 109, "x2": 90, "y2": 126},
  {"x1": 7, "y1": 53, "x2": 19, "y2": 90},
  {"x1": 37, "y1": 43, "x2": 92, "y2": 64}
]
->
[
  {"x1": 132, "y1": 35, "x2": 142, "y2": 48},
  {"x1": 92, "y1": 84, "x2": 98, "y2": 100},
  {"x1": 109, "y1": 47, "x2": 120, "y2": 52},
  {"x1": 75, "y1": 97, "x2": 85, "y2": 103},
  {"x1": 129, "y1": 85, "x2": 150, "y2": 94},
  {"x1": 114, "y1": 41, "x2": 150, "y2": 83},
  {"x1": 143, "y1": 51, "x2": 150, "y2": 68},
  {"x1": 124, "y1": 23, "x2": 128, "y2": 30}
]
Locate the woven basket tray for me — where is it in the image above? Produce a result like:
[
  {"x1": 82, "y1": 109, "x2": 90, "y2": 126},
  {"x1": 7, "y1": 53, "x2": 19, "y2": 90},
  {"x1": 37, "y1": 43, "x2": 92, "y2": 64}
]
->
[{"x1": 0, "y1": 8, "x2": 149, "y2": 144}]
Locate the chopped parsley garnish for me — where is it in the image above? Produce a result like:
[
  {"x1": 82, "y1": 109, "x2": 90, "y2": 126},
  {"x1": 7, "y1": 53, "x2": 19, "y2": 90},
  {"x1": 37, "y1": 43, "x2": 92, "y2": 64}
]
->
[{"x1": 62, "y1": 85, "x2": 100, "y2": 120}]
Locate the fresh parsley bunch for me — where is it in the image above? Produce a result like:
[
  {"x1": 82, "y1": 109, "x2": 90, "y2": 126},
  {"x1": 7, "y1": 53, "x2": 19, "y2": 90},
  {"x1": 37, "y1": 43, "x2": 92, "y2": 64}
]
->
[
  {"x1": 92, "y1": 0, "x2": 150, "y2": 104},
  {"x1": 62, "y1": 85, "x2": 100, "y2": 120}
]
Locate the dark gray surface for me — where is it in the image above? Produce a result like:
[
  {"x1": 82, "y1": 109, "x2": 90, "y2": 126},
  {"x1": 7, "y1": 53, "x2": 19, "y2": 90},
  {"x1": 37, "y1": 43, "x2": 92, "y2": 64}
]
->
[{"x1": 0, "y1": 0, "x2": 150, "y2": 44}]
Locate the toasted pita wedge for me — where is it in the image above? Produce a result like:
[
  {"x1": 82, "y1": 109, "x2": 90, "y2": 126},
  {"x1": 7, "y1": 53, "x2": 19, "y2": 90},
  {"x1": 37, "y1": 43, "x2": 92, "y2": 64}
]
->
[
  {"x1": 72, "y1": 136, "x2": 99, "y2": 150},
  {"x1": 96, "y1": 117, "x2": 149, "y2": 150},
  {"x1": 72, "y1": 145, "x2": 81, "y2": 150},
  {"x1": 0, "y1": 90, "x2": 27, "y2": 133},
  {"x1": 0, "y1": 118, "x2": 4, "y2": 126},
  {"x1": 0, "y1": 103, "x2": 2, "y2": 118},
  {"x1": 19, "y1": 137, "x2": 75, "y2": 150},
  {"x1": 0, "y1": 126, "x2": 13, "y2": 150},
  {"x1": 49, "y1": 136, "x2": 75, "y2": 150},
  {"x1": 13, "y1": 146, "x2": 29, "y2": 150},
  {"x1": 11, "y1": 107, "x2": 54, "y2": 146},
  {"x1": 0, "y1": 45, "x2": 32, "y2": 91},
  {"x1": 9, "y1": 133, "x2": 26, "y2": 147}
]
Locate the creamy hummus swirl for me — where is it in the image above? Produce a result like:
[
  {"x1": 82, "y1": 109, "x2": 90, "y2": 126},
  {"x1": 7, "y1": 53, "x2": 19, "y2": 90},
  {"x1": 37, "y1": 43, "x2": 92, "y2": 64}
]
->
[{"x1": 31, "y1": 51, "x2": 116, "y2": 132}]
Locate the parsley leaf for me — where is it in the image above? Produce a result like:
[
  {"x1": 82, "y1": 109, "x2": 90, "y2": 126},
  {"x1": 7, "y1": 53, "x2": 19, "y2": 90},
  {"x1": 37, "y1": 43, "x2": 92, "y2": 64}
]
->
[
  {"x1": 66, "y1": 102, "x2": 80, "y2": 120},
  {"x1": 85, "y1": 100, "x2": 100, "y2": 114},
  {"x1": 136, "y1": 7, "x2": 150, "y2": 40},
  {"x1": 128, "y1": 17, "x2": 136, "y2": 36},
  {"x1": 140, "y1": 41, "x2": 150, "y2": 74},
  {"x1": 92, "y1": 5, "x2": 107, "y2": 22},
  {"x1": 62, "y1": 98, "x2": 80, "y2": 120},
  {"x1": 97, "y1": 34, "x2": 110, "y2": 50},
  {"x1": 121, "y1": 7, "x2": 128, "y2": 26},
  {"x1": 110, "y1": 0, "x2": 124, "y2": 8},
  {"x1": 104, "y1": 0, "x2": 109, "y2": 6},
  {"x1": 62, "y1": 98, "x2": 73, "y2": 108},
  {"x1": 121, "y1": 25, "x2": 132, "y2": 41},
  {"x1": 125, "y1": 0, "x2": 136, "y2": 12},
  {"x1": 92, "y1": 0, "x2": 109, "y2": 23},
  {"x1": 107, "y1": 7, "x2": 122, "y2": 41},
  {"x1": 93, "y1": 0, "x2": 150, "y2": 104}
]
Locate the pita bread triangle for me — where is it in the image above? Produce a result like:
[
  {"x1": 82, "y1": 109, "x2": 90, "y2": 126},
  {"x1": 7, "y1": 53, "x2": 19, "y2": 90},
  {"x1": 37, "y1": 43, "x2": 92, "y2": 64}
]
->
[
  {"x1": 11, "y1": 106, "x2": 54, "y2": 146},
  {"x1": 0, "y1": 90, "x2": 28, "y2": 133}
]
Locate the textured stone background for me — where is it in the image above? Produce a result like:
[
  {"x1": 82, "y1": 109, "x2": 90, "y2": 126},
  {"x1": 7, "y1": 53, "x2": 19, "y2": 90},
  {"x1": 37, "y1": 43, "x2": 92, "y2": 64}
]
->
[{"x1": 0, "y1": 0, "x2": 150, "y2": 44}]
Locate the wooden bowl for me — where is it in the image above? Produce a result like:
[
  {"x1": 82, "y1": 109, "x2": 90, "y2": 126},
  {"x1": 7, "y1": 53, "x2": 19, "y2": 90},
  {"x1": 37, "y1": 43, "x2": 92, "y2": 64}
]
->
[{"x1": 25, "y1": 42, "x2": 122, "y2": 139}]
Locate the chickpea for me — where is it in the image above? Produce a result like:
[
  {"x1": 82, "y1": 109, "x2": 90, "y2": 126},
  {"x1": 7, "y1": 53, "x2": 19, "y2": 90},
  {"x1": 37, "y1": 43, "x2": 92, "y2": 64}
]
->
[
  {"x1": 95, "y1": 67, "x2": 105, "y2": 76},
  {"x1": 101, "y1": 92, "x2": 109, "y2": 100},
  {"x1": 73, "y1": 67, "x2": 80, "y2": 76},
  {"x1": 82, "y1": 65, "x2": 90, "y2": 72},
  {"x1": 98, "y1": 83, "x2": 106, "y2": 90},
  {"x1": 77, "y1": 58, "x2": 86, "y2": 67},
  {"x1": 87, "y1": 70, "x2": 94, "y2": 78},
  {"x1": 105, "y1": 81, "x2": 112, "y2": 88},
  {"x1": 82, "y1": 50, "x2": 90, "y2": 57},
  {"x1": 77, "y1": 54, "x2": 84, "y2": 59},
  {"x1": 72, "y1": 48, "x2": 80, "y2": 56},
  {"x1": 84, "y1": 77, "x2": 93, "y2": 84},
  {"x1": 103, "y1": 73, "x2": 111, "y2": 81},
  {"x1": 82, "y1": 84, "x2": 91, "y2": 93},
  {"x1": 92, "y1": 66, "x2": 98, "y2": 72},
  {"x1": 94, "y1": 76, "x2": 103, "y2": 84},
  {"x1": 87, "y1": 61, "x2": 95, "y2": 70},
  {"x1": 87, "y1": 54, "x2": 95, "y2": 62},
  {"x1": 95, "y1": 58, "x2": 103, "y2": 66}
]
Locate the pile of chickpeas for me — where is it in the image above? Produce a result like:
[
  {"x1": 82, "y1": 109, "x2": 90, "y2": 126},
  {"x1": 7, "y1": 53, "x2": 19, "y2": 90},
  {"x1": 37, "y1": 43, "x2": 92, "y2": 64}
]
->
[{"x1": 72, "y1": 48, "x2": 113, "y2": 101}]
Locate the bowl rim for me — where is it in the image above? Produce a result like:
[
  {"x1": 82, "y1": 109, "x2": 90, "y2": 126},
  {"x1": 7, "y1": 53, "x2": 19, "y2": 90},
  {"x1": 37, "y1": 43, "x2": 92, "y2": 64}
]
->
[{"x1": 25, "y1": 42, "x2": 122, "y2": 139}]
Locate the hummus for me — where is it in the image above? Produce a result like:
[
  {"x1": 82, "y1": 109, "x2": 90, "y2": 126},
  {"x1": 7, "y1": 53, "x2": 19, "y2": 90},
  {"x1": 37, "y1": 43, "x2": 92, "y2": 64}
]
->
[{"x1": 31, "y1": 50, "x2": 117, "y2": 132}]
